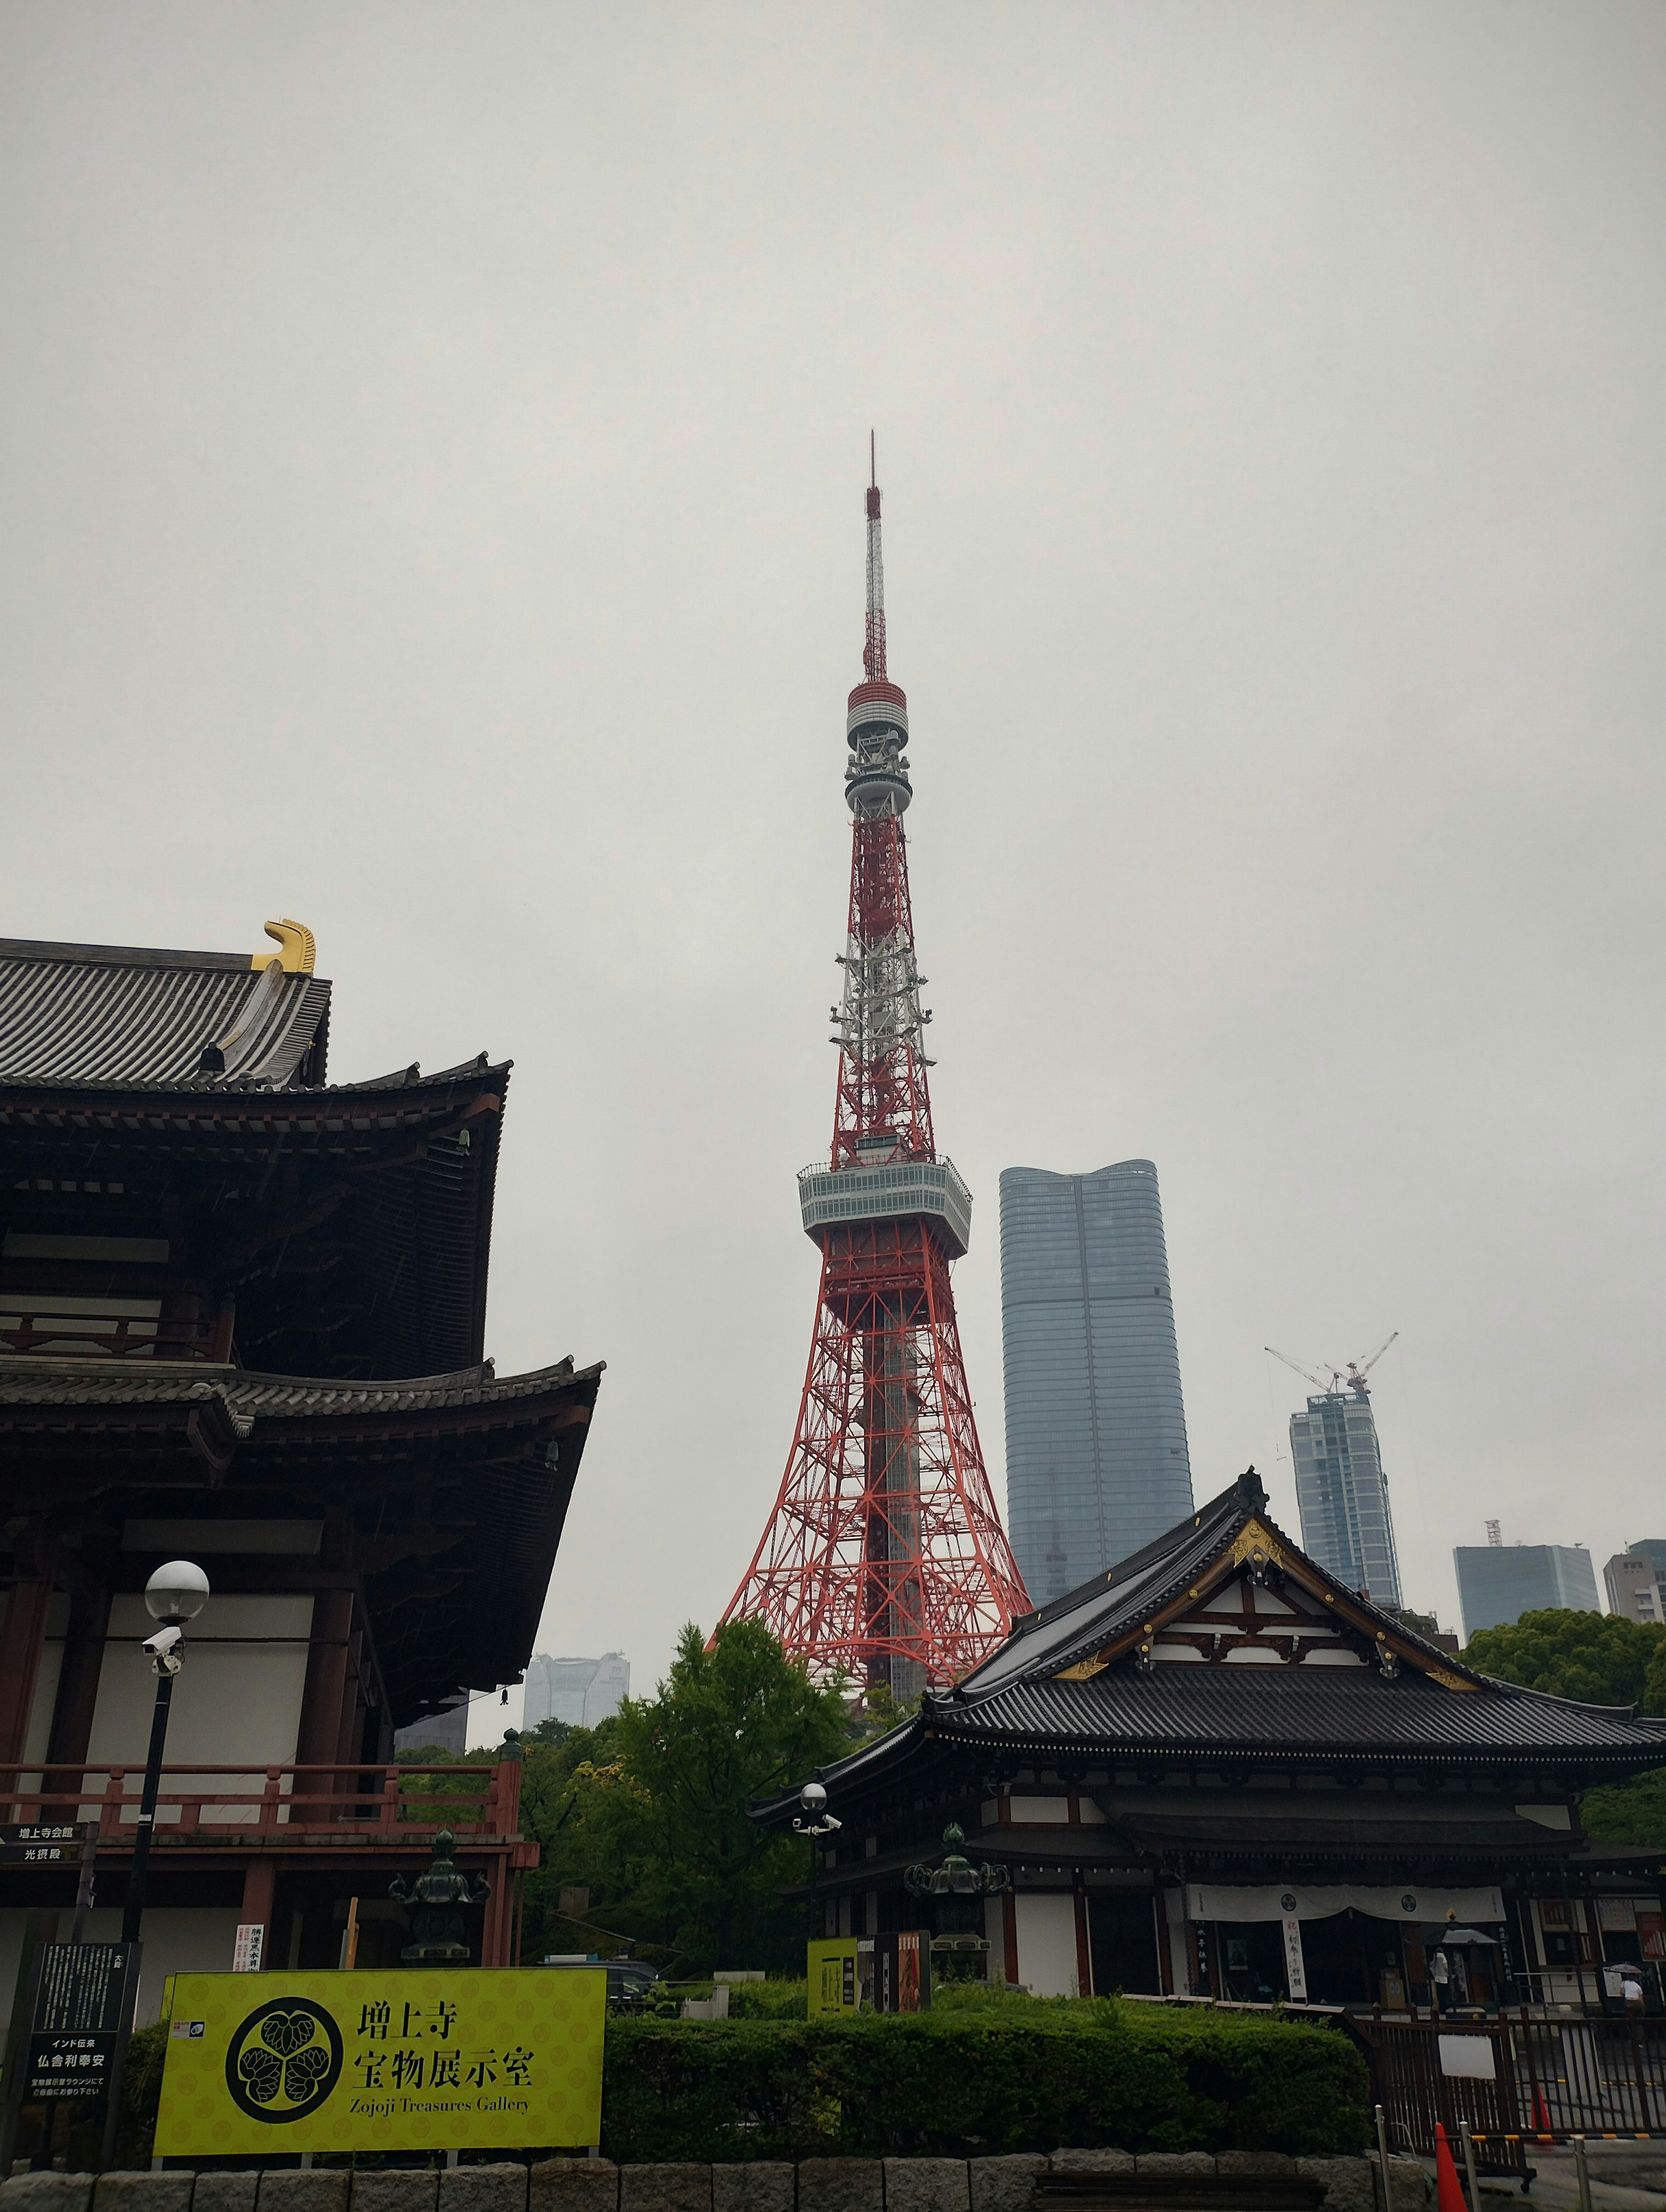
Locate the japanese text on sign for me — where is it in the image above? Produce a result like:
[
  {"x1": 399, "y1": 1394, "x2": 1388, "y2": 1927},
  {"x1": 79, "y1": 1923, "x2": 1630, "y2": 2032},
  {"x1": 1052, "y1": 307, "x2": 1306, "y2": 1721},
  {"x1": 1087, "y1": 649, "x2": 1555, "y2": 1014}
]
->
[{"x1": 155, "y1": 1970, "x2": 606, "y2": 2155}]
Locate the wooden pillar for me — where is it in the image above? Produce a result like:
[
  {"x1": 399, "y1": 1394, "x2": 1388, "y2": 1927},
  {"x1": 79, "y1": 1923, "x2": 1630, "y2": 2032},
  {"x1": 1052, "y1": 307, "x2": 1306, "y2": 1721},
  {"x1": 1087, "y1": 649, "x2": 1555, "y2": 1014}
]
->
[
  {"x1": 0, "y1": 1581, "x2": 55, "y2": 1770},
  {"x1": 1074, "y1": 1884, "x2": 1093, "y2": 1998},
  {"x1": 1001, "y1": 1891, "x2": 1020, "y2": 1988},
  {"x1": 296, "y1": 1590, "x2": 354, "y2": 1770},
  {"x1": 44, "y1": 1585, "x2": 111, "y2": 1798},
  {"x1": 480, "y1": 1852, "x2": 510, "y2": 1967},
  {"x1": 240, "y1": 1860, "x2": 276, "y2": 1949}
]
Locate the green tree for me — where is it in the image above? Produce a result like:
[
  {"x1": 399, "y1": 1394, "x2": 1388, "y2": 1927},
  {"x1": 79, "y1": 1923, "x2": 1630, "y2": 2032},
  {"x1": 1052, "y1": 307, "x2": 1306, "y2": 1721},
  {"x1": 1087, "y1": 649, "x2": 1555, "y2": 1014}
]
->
[
  {"x1": 516, "y1": 1621, "x2": 850, "y2": 1974},
  {"x1": 1646, "y1": 1638, "x2": 1666, "y2": 1718},
  {"x1": 1581, "y1": 1770, "x2": 1666, "y2": 1850},
  {"x1": 613, "y1": 1620, "x2": 851, "y2": 1966},
  {"x1": 1462, "y1": 1608, "x2": 1666, "y2": 1849},
  {"x1": 1463, "y1": 1608, "x2": 1666, "y2": 1708}
]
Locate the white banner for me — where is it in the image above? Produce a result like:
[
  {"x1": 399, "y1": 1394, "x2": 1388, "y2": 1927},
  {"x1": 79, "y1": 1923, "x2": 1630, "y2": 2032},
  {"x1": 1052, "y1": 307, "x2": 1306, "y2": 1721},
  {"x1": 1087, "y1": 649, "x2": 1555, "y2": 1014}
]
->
[
  {"x1": 1282, "y1": 1915, "x2": 1308, "y2": 2002},
  {"x1": 1184, "y1": 1882, "x2": 1505, "y2": 1926}
]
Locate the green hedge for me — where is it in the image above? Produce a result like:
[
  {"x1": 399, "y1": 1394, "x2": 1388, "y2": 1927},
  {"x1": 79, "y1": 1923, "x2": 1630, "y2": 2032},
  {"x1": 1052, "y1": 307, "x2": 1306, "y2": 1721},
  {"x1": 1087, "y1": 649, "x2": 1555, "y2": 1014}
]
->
[
  {"x1": 601, "y1": 2006, "x2": 1369, "y2": 2162},
  {"x1": 112, "y1": 1999, "x2": 1366, "y2": 2167}
]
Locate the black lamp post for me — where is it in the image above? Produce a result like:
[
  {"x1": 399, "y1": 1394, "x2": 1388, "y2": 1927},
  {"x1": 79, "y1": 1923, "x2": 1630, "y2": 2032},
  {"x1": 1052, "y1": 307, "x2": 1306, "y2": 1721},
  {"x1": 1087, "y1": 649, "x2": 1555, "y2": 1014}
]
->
[
  {"x1": 99, "y1": 1561, "x2": 207, "y2": 2170},
  {"x1": 793, "y1": 1781, "x2": 841, "y2": 1944},
  {"x1": 121, "y1": 1560, "x2": 209, "y2": 1943}
]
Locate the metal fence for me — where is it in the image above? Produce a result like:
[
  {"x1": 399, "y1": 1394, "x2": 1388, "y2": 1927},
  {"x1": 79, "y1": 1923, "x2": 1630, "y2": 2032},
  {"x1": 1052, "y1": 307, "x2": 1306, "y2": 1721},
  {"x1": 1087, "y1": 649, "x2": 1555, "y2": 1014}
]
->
[{"x1": 1353, "y1": 2011, "x2": 1666, "y2": 2179}]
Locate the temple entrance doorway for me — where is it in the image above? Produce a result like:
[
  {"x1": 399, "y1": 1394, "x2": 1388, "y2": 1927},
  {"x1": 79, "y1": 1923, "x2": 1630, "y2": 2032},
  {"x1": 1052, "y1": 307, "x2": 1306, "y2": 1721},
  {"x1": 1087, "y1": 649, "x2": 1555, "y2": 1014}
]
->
[
  {"x1": 1216, "y1": 1920, "x2": 1288, "y2": 2003},
  {"x1": 1300, "y1": 1910, "x2": 1407, "y2": 2006},
  {"x1": 1087, "y1": 1890, "x2": 1162, "y2": 1994}
]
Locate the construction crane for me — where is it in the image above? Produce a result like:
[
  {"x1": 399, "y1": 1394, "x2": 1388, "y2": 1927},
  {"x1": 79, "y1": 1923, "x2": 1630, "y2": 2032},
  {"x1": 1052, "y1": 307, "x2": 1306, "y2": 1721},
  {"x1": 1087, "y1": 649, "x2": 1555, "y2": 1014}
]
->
[
  {"x1": 1265, "y1": 1331, "x2": 1400, "y2": 1399},
  {"x1": 1342, "y1": 1331, "x2": 1399, "y2": 1395},
  {"x1": 1265, "y1": 1345, "x2": 1334, "y2": 1394}
]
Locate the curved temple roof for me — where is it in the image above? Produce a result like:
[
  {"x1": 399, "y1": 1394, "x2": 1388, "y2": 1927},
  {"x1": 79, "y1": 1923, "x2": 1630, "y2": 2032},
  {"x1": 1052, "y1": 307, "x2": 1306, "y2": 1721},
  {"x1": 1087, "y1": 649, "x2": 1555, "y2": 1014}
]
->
[
  {"x1": 0, "y1": 936, "x2": 329, "y2": 1088},
  {"x1": 0, "y1": 1353, "x2": 604, "y2": 1724},
  {"x1": 756, "y1": 1467, "x2": 1666, "y2": 1817}
]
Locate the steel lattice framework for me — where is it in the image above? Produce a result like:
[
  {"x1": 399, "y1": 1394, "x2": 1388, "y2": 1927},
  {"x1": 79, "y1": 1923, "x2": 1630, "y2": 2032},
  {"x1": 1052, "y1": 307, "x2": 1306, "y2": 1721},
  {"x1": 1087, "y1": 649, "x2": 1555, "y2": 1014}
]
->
[{"x1": 718, "y1": 455, "x2": 1029, "y2": 1692}]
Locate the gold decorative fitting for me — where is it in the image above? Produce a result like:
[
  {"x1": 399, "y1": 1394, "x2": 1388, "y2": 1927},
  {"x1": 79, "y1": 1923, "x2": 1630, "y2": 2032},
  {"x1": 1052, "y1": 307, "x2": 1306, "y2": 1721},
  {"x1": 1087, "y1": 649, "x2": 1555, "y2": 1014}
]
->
[
  {"x1": 1325, "y1": 1594, "x2": 1335, "y2": 1605},
  {"x1": 1426, "y1": 1666, "x2": 1479, "y2": 1693},
  {"x1": 1230, "y1": 1519, "x2": 1287, "y2": 1571},
  {"x1": 252, "y1": 918, "x2": 316, "y2": 974}
]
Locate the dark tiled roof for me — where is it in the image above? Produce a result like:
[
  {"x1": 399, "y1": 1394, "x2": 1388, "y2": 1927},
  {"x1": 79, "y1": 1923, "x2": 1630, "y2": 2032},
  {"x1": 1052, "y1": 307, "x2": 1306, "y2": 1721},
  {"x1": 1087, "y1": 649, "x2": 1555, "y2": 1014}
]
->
[
  {"x1": 753, "y1": 1472, "x2": 1666, "y2": 1822},
  {"x1": 0, "y1": 938, "x2": 328, "y2": 1088},
  {"x1": 0, "y1": 1353, "x2": 597, "y2": 1421},
  {"x1": 0, "y1": 1057, "x2": 512, "y2": 1378},
  {"x1": 0, "y1": 1350, "x2": 605, "y2": 1722},
  {"x1": 931, "y1": 1667, "x2": 1666, "y2": 1764},
  {"x1": 962, "y1": 1466, "x2": 1472, "y2": 1693}
]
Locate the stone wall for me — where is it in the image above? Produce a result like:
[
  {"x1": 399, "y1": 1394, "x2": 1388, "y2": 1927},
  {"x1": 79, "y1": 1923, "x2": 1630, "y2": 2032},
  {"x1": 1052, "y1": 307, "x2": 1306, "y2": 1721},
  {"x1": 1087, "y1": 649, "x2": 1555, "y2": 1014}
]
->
[{"x1": 0, "y1": 2149, "x2": 1430, "y2": 2212}]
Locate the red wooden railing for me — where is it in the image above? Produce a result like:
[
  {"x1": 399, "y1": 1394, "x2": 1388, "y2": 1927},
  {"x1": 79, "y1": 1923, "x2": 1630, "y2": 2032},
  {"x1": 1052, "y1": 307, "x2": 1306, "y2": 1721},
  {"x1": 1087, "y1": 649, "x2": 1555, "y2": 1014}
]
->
[{"x1": 0, "y1": 1760, "x2": 523, "y2": 1838}]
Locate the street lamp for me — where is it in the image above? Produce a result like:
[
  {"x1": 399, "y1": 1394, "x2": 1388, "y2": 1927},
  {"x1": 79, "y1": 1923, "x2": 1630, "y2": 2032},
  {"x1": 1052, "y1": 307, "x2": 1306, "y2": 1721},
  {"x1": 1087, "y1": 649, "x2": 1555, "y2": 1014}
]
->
[
  {"x1": 793, "y1": 1781, "x2": 841, "y2": 1943},
  {"x1": 98, "y1": 1563, "x2": 208, "y2": 2172},
  {"x1": 122, "y1": 1561, "x2": 209, "y2": 1943}
]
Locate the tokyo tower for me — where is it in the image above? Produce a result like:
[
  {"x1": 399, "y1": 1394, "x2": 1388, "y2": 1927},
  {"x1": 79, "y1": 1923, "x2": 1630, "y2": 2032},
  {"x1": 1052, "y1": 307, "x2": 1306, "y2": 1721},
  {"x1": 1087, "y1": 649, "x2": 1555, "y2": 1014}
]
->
[{"x1": 718, "y1": 448, "x2": 1029, "y2": 1693}]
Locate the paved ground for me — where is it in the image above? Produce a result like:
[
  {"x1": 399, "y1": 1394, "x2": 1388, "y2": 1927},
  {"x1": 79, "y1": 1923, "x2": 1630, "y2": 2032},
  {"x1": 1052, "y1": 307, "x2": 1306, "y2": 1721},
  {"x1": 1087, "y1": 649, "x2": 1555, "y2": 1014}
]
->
[{"x1": 1424, "y1": 2144, "x2": 1666, "y2": 2207}]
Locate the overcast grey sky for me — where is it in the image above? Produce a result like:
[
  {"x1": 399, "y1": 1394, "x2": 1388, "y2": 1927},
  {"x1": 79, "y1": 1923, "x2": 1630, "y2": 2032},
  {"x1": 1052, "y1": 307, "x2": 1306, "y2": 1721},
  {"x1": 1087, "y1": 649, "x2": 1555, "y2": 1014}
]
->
[{"x1": 3, "y1": 2, "x2": 1661, "y2": 1712}]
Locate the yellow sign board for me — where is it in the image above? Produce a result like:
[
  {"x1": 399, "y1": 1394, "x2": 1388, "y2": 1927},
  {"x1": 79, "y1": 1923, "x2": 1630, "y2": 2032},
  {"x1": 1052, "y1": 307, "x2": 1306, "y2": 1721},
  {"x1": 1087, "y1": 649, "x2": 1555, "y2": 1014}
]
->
[
  {"x1": 155, "y1": 1969, "x2": 605, "y2": 2156},
  {"x1": 806, "y1": 1940, "x2": 860, "y2": 2017}
]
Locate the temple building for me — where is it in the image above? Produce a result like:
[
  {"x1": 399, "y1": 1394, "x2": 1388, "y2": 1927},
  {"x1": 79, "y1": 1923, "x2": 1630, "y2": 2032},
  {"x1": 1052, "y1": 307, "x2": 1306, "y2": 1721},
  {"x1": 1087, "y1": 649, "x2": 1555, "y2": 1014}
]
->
[
  {"x1": 0, "y1": 923, "x2": 602, "y2": 2019},
  {"x1": 760, "y1": 1468, "x2": 1666, "y2": 2011}
]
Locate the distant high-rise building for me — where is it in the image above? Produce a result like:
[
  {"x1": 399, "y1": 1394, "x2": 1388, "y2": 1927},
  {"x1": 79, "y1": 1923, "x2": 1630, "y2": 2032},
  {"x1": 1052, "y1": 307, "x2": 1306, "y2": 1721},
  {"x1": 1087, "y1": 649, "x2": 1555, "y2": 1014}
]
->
[
  {"x1": 1000, "y1": 1160, "x2": 1193, "y2": 1606},
  {"x1": 522, "y1": 1651, "x2": 630, "y2": 1732},
  {"x1": 1289, "y1": 1387, "x2": 1402, "y2": 1606},
  {"x1": 1454, "y1": 1543, "x2": 1599, "y2": 1640},
  {"x1": 1604, "y1": 1545, "x2": 1666, "y2": 1626}
]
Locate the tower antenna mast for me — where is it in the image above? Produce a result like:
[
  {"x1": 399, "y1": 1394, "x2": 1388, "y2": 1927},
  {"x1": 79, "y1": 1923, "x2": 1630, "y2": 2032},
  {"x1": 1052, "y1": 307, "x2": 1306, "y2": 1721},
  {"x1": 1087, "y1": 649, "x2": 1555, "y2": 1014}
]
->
[
  {"x1": 864, "y1": 430, "x2": 886, "y2": 685},
  {"x1": 719, "y1": 450, "x2": 1028, "y2": 1692}
]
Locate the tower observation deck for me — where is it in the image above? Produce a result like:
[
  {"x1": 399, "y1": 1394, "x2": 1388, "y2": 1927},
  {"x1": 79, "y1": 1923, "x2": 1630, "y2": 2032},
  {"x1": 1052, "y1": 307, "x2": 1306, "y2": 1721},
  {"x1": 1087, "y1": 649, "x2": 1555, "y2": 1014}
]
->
[{"x1": 718, "y1": 453, "x2": 1029, "y2": 1695}]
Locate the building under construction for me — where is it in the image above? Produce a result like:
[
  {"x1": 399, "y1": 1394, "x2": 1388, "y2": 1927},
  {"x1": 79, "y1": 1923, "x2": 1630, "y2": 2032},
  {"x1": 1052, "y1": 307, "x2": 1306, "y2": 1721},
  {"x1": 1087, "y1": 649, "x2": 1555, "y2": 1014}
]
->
[
  {"x1": 1269, "y1": 1338, "x2": 1402, "y2": 1607},
  {"x1": 719, "y1": 458, "x2": 1028, "y2": 1693}
]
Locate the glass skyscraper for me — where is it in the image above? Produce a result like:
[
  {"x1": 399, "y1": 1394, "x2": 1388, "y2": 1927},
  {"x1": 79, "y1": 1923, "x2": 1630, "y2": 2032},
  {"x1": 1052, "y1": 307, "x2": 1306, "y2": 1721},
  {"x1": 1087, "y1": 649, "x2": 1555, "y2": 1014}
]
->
[
  {"x1": 1000, "y1": 1160, "x2": 1194, "y2": 1606},
  {"x1": 1289, "y1": 1389, "x2": 1402, "y2": 1606},
  {"x1": 1453, "y1": 1544, "x2": 1598, "y2": 1639}
]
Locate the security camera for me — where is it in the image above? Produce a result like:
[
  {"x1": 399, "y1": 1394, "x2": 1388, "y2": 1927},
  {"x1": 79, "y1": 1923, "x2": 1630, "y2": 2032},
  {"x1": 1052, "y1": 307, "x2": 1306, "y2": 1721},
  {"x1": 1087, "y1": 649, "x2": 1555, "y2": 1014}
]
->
[{"x1": 142, "y1": 1623, "x2": 184, "y2": 1659}]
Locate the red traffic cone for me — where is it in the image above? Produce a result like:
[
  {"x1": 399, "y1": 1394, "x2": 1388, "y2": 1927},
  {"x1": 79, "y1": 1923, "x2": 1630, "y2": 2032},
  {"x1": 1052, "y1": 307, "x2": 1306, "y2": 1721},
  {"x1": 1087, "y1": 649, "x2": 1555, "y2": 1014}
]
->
[
  {"x1": 1433, "y1": 2123, "x2": 1469, "y2": 2212},
  {"x1": 1532, "y1": 2087, "x2": 1553, "y2": 2136}
]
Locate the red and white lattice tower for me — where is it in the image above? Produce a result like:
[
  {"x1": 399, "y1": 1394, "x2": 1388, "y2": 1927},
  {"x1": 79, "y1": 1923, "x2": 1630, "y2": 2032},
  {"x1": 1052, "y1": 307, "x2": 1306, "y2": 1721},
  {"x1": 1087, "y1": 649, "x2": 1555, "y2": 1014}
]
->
[{"x1": 718, "y1": 451, "x2": 1030, "y2": 1692}]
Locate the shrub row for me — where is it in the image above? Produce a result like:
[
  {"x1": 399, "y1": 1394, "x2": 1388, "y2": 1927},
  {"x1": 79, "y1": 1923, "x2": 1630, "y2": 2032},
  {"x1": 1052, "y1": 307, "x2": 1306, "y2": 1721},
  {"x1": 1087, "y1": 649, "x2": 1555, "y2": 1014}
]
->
[{"x1": 600, "y1": 2006, "x2": 1369, "y2": 2164}]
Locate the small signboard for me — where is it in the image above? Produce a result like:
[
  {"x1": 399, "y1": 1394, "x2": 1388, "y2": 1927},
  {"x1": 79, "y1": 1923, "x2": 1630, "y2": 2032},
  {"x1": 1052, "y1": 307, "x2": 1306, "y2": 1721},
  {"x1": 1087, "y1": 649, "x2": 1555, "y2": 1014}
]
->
[
  {"x1": 873, "y1": 1931, "x2": 932, "y2": 2014},
  {"x1": 0, "y1": 1823, "x2": 89, "y2": 1868},
  {"x1": 806, "y1": 1939, "x2": 860, "y2": 2016},
  {"x1": 232, "y1": 1924, "x2": 266, "y2": 1973},
  {"x1": 1438, "y1": 2034, "x2": 1497, "y2": 2080},
  {"x1": 155, "y1": 1968, "x2": 606, "y2": 2156},
  {"x1": 21, "y1": 1943, "x2": 140, "y2": 2101}
]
